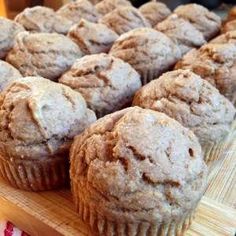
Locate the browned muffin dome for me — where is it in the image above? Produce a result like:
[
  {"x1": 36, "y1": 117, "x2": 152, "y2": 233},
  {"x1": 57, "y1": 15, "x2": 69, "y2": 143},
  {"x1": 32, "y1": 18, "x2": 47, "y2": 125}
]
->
[
  {"x1": 110, "y1": 28, "x2": 181, "y2": 84},
  {"x1": 15, "y1": 6, "x2": 73, "y2": 34},
  {"x1": 174, "y1": 4, "x2": 221, "y2": 40},
  {"x1": 0, "y1": 77, "x2": 96, "y2": 191},
  {"x1": 133, "y1": 69, "x2": 236, "y2": 157},
  {"x1": 155, "y1": 14, "x2": 206, "y2": 56},
  {"x1": 70, "y1": 106, "x2": 207, "y2": 236},
  {"x1": 139, "y1": 1, "x2": 171, "y2": 27},
  {"x1": 175, "y1": 43, "x2": 236, "y2": 105},
  {"x1": 6, "y1": 32, "x2": 83, "y2": 81},
  {"x1": 59, "y1": 53, "x2": 141, "y2": 117},
  {"x1": 68, "y1": 19, "x2": 118, "y2": 54},
  {"x1": 0, "y1": 17, "x2": 25, "y2": 59},
  {"x1": 99, "y1": 6, "x2": 150, "y2": 35},
  {"x1": 57, "y1": 0, "x2": 100, "y2": 24},
  {"x1": 0, "y1": 60, "x2": 22, "y2": 91},
  {"x1": 96, "y1": 0, "x2": 131, "y2": 15}
]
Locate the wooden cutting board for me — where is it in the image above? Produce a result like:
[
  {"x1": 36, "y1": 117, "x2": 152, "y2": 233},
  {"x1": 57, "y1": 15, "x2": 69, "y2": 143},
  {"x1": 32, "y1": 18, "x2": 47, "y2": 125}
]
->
[{"x1": 0, "y1": 123, "x2": 235, "y2": 236}]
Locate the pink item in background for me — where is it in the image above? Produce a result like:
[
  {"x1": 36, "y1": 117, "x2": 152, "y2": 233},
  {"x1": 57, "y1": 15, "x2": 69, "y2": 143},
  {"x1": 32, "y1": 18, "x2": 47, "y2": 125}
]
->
[{"x1": 0, "y1": 221, "x2": 29, "y2": 236}]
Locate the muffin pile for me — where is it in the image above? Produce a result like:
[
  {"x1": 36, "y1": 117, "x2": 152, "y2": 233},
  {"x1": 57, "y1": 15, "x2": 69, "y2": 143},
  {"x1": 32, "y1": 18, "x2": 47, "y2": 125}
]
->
[{"x1": 0, "y1": 1, "x2": 235, "y2": 235}]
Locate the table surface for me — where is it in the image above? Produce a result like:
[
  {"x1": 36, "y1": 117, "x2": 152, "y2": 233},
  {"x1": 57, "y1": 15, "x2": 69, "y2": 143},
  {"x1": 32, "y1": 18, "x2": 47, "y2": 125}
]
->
[{"x1": 0, "y1": 122, "x2": 235, "y2": 236}]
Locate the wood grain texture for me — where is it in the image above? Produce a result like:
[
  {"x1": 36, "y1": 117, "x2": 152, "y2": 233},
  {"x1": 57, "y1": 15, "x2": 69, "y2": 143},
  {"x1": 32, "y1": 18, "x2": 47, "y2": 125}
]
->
[{"x1": 0, "y1": 125, "x2": 235, "y2": 236}]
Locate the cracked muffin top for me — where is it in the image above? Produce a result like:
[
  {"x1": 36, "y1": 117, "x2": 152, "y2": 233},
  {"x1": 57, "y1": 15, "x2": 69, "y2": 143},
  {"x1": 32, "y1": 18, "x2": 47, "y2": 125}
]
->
[
  {"x1": 68, "y1": 19, "x2": 118, "y2": 55},
  {"x1": 0, "y1": 60, "x2": 22, "y2": 91},
  {"x1": 222, "y1": 19, "x2": 236, "y2": 33},
  {"x1": 133, "y1": 69, "x2": 236, "y2": 145},
  {"x1": 155, "y1": 14, "x2": 206, "y2": 56},
  {"x1": 96, "y1": 0, "x2": 131, "y2": 15},
  {"x1": 139, "y1": 1, "x2": 171, "y2": 27},
  {"x1": 15, "y1": 6, "x2": 73, "y2": 34},
  {"x1": 174, "y1": 4, "x2": 221, "y2": 40},
  {"x1": 0, "y1": 77, "x2": 96, "y2": 160},
  {"x1": 175, "y1": 43, "x2": 236, "y2": 104},
  {"x1": 0, "y1": 17, "x2": 25, "y2": 59},
  {"x1": 59, "y1": 53, "x2": 141, "y2": 117},
  {"x1": 70, "y1": 106, "x2": 207, "y2": 222},
  {"x1": 57, "y1": 0, "x2": 100, "y2": 24},
  {"x1": 6, "y1": 32, "x2": 83, "y2": 81},
  {"x1": 110, "y1": 28, "x2": 181, "y2": 84},
  {"x1": 99, "y1": 6, "x2": 150, "y2": 35}
]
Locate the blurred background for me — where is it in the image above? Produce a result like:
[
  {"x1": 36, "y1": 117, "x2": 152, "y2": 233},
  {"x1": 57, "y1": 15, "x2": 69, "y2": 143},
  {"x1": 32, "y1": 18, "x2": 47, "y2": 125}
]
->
[{"x1": 0, "y1": 0, "x2": 234, "y2": 19}]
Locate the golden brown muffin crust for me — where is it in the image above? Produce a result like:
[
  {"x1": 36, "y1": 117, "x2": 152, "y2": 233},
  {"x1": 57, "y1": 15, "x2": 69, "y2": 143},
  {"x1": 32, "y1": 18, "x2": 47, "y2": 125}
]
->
[
  {"x1": 133, "y1": 69, "x2": 236, "y2": 145},
  {"x1": 59, "y1": 53, "x2": 141, "y2": 117},
  {"x1": 15, "y1": 6, "x2": 73, "y2": 34},
  {"x1": 0, "y1": 77, "x2": 96, "y2": 160},
  {"x1": 68, "y1": 19, "x2": 118, "y2": 54},
  {"x1": 0, "y1": 17, "x2": 25, "y2": 59},
  {"x1": 175, "y1": 43, "x2": 236, "y2": 104},
  {"x1": 99, "y1": 6, "x2": 150, "y2": 35},
  {"x1": 110, "y1": 28, "x2": 181, "y2": 84},
  {"x1": 6, "y1": 32, "x2": 83, "y2": 81},
  {"x1": 70, "y1": 107, "x2": 207, "y2": 222},
  {"x1": 155, "y1": 14, "x2": 206, "y2": 56},
  {"x1": 139, "y1": 1, "x2": 171, "y2": 27},
  {"x1": 57, "y1": 0, "x2": 100, "y2": 24},
  {"x1": 174, "y1": 4, "x2": 221, "y2": 40}
]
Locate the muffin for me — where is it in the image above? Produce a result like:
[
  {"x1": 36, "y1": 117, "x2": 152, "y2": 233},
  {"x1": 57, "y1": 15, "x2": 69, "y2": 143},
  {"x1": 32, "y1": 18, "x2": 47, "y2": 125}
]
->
[
  {"x1": 174, "y1": 4, "x2": 221, "y2": 40},
  {"x1": 222, "y1": 19, "x2": 236, "y2": 33},
  {"x1": 0, "y1": 60, "x2": 22, "y2": 91},
  {"x1": 0, "y1": 77, "x2": 96, "y2": 191},
  {"x1": 133, "y1": 69, "x2": 236, "y2": 161},
  {"x1": 14, "y1": 6, "x2": 73, "y2": 34},
  {"x1": 110, "y1": 28, "x2": 181, "y2": 84},
  {"x1": 175, "y1": 43, "x2": 236, "y2": 105},
  {"x1": 6, "y1": 32, "x2": 83, "y2": 81},
  {"x1": 70, "y1": 107, "x2": 207, "y2": 236},
  {"x1": 59, "y1": 53, "x2": 141, "y2": 117},
  {"x1": 68, "y1": 19, "x2": 118, "y2": 54},
  {"x1": 99, "y1": 6, "x2": 150, "y2": 35},
  {"x1": 0, "y1": 17, "x2": 25, "y2": 59},
  {"x1": 57, "y1": 0, "x2": 100, "y2": 24},
  {"x1": 155, "y1": 14, "x2": 206, "y2": 56},
  {"x1": 139, "y1": 1, "x2": 171, "y2": 27},
  {"x1": 96, "y1": 0, "x2": 131, "y2": 15}
]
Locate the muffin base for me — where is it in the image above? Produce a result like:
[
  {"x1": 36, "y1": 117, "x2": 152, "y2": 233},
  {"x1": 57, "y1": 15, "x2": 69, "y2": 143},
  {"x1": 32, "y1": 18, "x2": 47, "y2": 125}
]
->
[
  {"x1": 0, "y1": 155, "x2": 68, "y2": 191},
  {"x1": 203, "y1": 142, "x2": 217, "y2": 165},
  {"x1": 72, "y1": 180, "x2": 195, "y2": 236}
]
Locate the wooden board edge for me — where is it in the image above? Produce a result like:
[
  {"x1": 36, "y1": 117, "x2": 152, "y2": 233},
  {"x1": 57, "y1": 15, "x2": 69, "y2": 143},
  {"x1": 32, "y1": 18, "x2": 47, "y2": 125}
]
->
[{"x1": 0, "y1": 196, "x2": 64, "y2": 236}]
